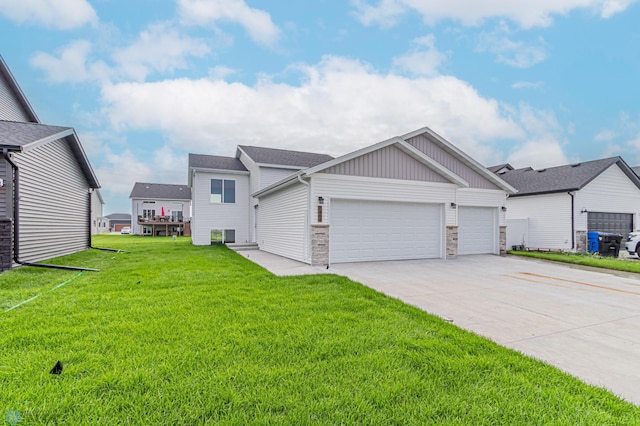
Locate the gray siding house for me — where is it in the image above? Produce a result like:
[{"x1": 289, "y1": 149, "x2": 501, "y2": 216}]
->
[{"x1": 0, "y1": 56, "x2": 100, "y2": 271}]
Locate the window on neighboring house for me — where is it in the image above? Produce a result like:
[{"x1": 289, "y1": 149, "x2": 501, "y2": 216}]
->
[
  {"x1": 171, "y1": 211, "x2": 183, "y2": 222},
  {"x1": 143, "y1": 209, "x2": 155, "y2": 219},
  {"x1": 211, "y1": 229, "x2": 236, "y2": 244},
  {"x1": 211, "y1": 179, "x2": 235, "y2": 203}
]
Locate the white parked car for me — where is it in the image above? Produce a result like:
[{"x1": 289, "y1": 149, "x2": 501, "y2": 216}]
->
[
  {"x1": 625, "y1": 232, "x2": 640, "y2": 256},
  {"x1": 120, "y1": 226, "x2": 131, "y2": 234}
]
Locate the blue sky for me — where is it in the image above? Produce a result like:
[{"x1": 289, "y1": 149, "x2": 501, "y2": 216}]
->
[{"x1": 1, "y1": 0, "x2": 640, "y2": 214}]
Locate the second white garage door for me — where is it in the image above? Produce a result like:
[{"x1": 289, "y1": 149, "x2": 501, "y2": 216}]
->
[
  {"x1": 458, "y1": 206, "x2": 497, "y2": 255},
  {"x1": 330, "y1": 200, "x2": 442, "y2": 263}
]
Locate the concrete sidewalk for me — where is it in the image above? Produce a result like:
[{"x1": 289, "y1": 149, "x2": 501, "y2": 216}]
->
[{"x1": 238, "y1": 250, "x2": 640, "y2": 405}]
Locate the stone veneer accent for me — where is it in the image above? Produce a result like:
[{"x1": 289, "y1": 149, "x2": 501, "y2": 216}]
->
[
  {"x1": 0, "y1": 218, "x2": 13, "y2": 272},
  {"x1": 446, "y1": 226, "x2": 458, "y2": 259},
  {"x1": 499, "y1": 226, "x2": 507, "y2": 256},
  {"x1": 311, "y1": 224, "x2": 330, "y2": 266},
  {"x1": 575, "y1": 230, "x2": 587, "y2": 253}
]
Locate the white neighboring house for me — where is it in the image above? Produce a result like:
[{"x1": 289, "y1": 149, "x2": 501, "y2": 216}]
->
[
  {"x1": 188, "y1": 147, "x2": 333, "y2": 245},
  {"x1": 491, "y1": 157, "x2": 640, "y2": 252},
  {"x1": 189, "y1": 127, "x2": 516, "y2": 265},
  {"x1": 91, "y1": 189, "x2": 108, "y2": 235},
  {"x1": 129, "y1": 183, "x2": 192, "y2": 236}
]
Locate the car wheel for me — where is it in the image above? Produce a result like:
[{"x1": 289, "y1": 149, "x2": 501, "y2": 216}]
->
[{"x1": 636, "y1": 243, "x2": 640, "y2": 258}]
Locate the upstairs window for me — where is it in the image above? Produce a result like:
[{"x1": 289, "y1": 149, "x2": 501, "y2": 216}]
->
[{"x1": 211, "y1": 179, "x2": 235, "y2": 203}]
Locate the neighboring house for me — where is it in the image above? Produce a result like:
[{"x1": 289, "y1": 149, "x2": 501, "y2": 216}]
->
[
  {"x1": 492, "y1": 157, "x2": 640, "y2": 252},
  {"x1": 190, "y1": 127, "x2": 515, "y2": 265},
  {"x1": 91, "y1": 189, "x2": 108, "y2": 235},
  {"x1": 129, "y1": 182, "x2": 192, "y2": 236},
  {"x1": 105, "y1": 213, "x2": 131, "y2": 233},
  {"x1": 0, "y1": 56, "x2": 100, "y2": 271}
]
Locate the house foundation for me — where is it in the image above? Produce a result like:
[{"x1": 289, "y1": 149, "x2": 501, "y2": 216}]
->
[
  {"x1": 311, "y1": 224, "x2": 330, "y2": 266},
  {"x1": 575, "y1": 230, "x2": 587, "y2": 253},
  {"x1": 446, "y1": 226, "x2": 458, "y2": 259},
  {"x1": 0, "y1": 218, "x2": 12, "y2": 271}
]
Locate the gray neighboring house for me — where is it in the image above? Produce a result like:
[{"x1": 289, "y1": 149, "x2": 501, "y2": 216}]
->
[
  {"x1": 0, "y1": 56, "x2": 100, "y2": 271},
  {"x1": 91, "y1": 189, "x2": 108, "y2": 235},
  {"x1": 129, "y1": 182, "x2": 192, "y2": 236},
  {"x1": 105, "y1": 213, "x2": 131, "y2": 233},
  {"x1": 492, "y1": 157, "x2": 640, "y2": 251}
]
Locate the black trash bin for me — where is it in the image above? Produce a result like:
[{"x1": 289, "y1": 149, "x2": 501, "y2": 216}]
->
[{"x1": 597, "y1": 232, "x2": 622, "y2": 257}]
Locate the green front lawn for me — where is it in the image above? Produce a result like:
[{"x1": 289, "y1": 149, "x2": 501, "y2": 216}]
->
[
  {"x1": 1, "y1": 235, "x2": 638, "y2": 424},
  {"x1": 509, "y1": 250, "x2": 640, "y2": 274}
]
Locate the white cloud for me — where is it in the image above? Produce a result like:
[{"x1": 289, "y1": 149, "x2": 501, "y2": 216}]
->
[
  {"x1": 392, "y1": 35, "x2": 447, "y2": 76},
  {"x1": 98, "y1": 55, "x2": 543, "y2": 167},
  {"x1": 112, "y1": 22, "x2": 210, "y2": 81},
  {"x1": 352, "y1": 0, "x2": 638, "y2": 29},
  {"x1": 0, "y1": 0, "x2": 97, "y2": 29},
  {"x1": 178, "y1": 0, "x2": 280, "y2": 46},
  {"x1": 507, "y1": 138, "x2": 569, "y2": 168},
  {"x1": 32, "y1": 24, "x2": 210, "y2": 83},
  {"x1": 594, "y1": 129, "x2": 617, "y2": 141},
  {"x1": 30, "y1": 40, "x2": 111, "y2": 83},
  {"x1": 512, "y1": 81, "x2": 544, "y2": 89},
  {"x1": 476, "y1": 22, "x2": 547, "y2": 68}
]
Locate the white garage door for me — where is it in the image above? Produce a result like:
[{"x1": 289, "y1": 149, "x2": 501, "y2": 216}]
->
[
  {"x1": 458, "y1": 206, "x2": 497, "y2": 255},
  {"x1": 330, "y1": 200, "x2": 442, "y2": 263}
]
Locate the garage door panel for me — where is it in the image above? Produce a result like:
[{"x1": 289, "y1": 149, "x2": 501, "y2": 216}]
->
[
  {"x1": 330, "y1": 200, "x2": 442, "y2": 263},
  {"x1": 458, "y1": 206, "x2": 497, "y2": 255}
]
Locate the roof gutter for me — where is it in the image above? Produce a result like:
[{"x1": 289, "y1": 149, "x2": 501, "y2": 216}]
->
[
  {"x1": 569, "y1": 191, "x2": 575, "y2": 250},
  {"x1": 3, "y1": 148, "x2": 99, "y2": 272}
]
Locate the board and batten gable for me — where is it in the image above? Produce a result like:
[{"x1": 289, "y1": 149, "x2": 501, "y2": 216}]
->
[
  {"x1": 257, "y1": 182, "x2": 308, "y2": 262},
  {"x1": 405, "y1": 134, "x2": 501, "y2": 190},
  {"x1": 507, "y1": 192, "x2": 573, "y2": 250},
  {"x1": 320, "y1": 144, "x2": 451, "y2": 183},
  {"x1": 191, "y1": 170, "x2": 250, "y2": 245},
  {"x1": 12, "y1": 137, "x2": 92, "y2": 263},
  {"x1": 574, "y1": 163, "x2": 640, "y2": 232}
]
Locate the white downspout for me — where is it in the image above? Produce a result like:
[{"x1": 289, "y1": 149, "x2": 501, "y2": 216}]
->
[{"x1": 297, "y1": 174, "x2": 311, "y2": 262}]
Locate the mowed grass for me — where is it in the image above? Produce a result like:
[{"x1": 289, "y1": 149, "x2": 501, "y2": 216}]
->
[
  {"x1": 509, "y1": 250, "x2": 640, "y2": 274},
  {"x1": 1, "y1": 236, "x2": 639, "y2": 424}
]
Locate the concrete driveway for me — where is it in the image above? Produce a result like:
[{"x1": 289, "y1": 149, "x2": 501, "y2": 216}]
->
[{"x1": 236, "y1": 250, "x2": 640, "y2": 404}]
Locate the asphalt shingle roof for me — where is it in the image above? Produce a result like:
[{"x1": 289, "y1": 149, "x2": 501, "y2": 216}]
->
[
  {"x1": 105, "y1": 213, "x2": 131, "y2": 220},
  {"x1": 496, "y1": 157, "x2": 640, "y2": 196},
  {"x1": 238, "y1": 145, "x2": 333, "y2": 168},
  {"x1": 188, "y1": 153, "x2": 248, "y2": 171},
  {"x1": 129, "y1": 182, "x2": 192, "y2": 200},
  {"x1": 487, "y1": 163, "x2": 513, "y2": 173},
  {"x1": 0, "y1": 120, "x2": 70, "y2": 147},
  {"x1": 632, "y1": 166, "x2": 640, "y2": 177}
]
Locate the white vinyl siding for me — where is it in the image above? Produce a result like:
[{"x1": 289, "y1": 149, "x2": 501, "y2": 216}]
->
[
  {"x1": 330, "y1": 200, "x2": 443, "y2": 263},
  {"x1": 260, "y1": 167, "x2": 297, "y2": 189},
  {"x1": 0, "y1": 75, "x2": 30, "y2": 122},
  {"x1": 506, "y1": 193, "x2": 572, "y2": 250},
  {"x1": 310, "y1": 174, "x2": 458, "y2": 226},
  {"x1": 458, "y1": 207, "x2": 498, "y2": 255},
  {"x1": 0, "y1": 159, "x2": 9, "y2": 218},
  {"x1": 12, "y1": 138, "x2": 90, "y2": 263},
  {"x1": 191, "y1": 171, "x2": 250, "y2": 245},
  {"x1": 456, "y1": 188, "x2": 507, "y2": 226},
  {"x1": 258, "y1": 182, "x2": 307, "y2": 262},
  {"x1": 574, "y1": 165, "x2": 640, "y2": 232}
]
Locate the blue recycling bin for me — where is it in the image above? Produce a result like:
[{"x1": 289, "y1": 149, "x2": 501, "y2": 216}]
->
[{"x1": 587, "y1": 231, "x2": 599, "y2": 253}]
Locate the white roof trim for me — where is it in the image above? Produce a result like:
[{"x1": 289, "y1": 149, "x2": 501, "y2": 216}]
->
[
  {"x1": 189, "y1": 167, "x2": 250, "y2": 176},
  {"x1": 20, "y1": 128, "x2": 74, "y2": 152},
  {"x1": 402, "y1": 126, "x2": 517, "y2": 194}
]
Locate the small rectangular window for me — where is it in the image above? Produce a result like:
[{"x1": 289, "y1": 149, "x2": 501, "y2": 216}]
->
[
  {"x1": 211, "y1": 179, "x2": 235, "y2": 204},
  {"x1": 211, "y1": 229, "x2": 235, "y2": 244}
]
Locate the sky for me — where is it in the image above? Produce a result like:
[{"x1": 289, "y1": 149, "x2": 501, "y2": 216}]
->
[{"x1": 1, "y1": 0, "x2": 640, "y2": 214}]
